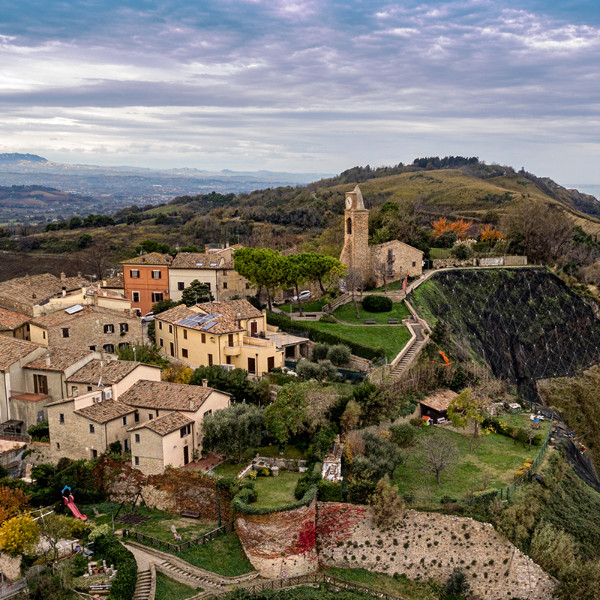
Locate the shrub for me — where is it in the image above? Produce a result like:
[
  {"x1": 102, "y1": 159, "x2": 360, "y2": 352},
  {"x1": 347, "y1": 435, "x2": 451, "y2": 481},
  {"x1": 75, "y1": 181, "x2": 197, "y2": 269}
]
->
[
  {"x1": 362, "y1": 295, "x2": 393, "y2": 313},
  {"x1": 93, "y1": 533, "x2": 137, "y2": 600},
  {"x1": 312, "y1": 343, "x2": 330, "y2": 361},
  {"x1": 317, "y1": 480, "x2": 343, "y2": 502},
  {"x1": 27, "y1": 421, "x2": 49, "y2": 441},
  {"x1": 327, "y1": 344, "x2": 351, "y2": 366},
  {"x1": 257, "y1": 467, "x2": 271, "y2": 477},
  {"x1": 445, "y1": 567, "x2": 470, "y2": 596},
  {"x1": 451, "y1": 243, "x2": 472, "y2": 260}
]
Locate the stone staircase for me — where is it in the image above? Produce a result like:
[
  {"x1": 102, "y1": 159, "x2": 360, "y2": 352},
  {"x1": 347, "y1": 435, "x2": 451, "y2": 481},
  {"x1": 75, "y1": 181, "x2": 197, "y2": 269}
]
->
[
  {"x1": 390, "y1": 320, "x2": 426, "y2": 379},
  {"x1": 156, "y1": 560, "x2": 224, "y2": 591},
  {"x1": 132, "y1": 569, "x2": 152, "y2": 600}
]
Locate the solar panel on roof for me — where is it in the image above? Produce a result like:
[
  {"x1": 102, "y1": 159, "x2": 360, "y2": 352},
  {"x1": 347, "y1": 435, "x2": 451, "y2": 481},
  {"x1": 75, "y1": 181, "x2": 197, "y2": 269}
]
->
[
  {"x1": 65, "y1": 304, "x2": 84, "y2": 314},
  {"x1": 177, "y1": 313, "x2": 220, "y2": 328},
  {"x1": 201, "y1": 321, "x2": 217, "y2": 330}
]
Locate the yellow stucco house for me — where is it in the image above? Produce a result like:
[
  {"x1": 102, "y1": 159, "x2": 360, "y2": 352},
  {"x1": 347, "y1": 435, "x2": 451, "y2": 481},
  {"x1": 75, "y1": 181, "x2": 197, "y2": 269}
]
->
[{"x1": 156, "y1": 299, "x2": 308, "y2": 376}]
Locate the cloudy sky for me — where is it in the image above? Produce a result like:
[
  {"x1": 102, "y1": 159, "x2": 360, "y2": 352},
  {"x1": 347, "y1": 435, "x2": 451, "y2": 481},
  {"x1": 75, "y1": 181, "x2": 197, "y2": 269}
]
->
[{"x1": 0, "y1": 0, "x2": 598, "y2": 184}]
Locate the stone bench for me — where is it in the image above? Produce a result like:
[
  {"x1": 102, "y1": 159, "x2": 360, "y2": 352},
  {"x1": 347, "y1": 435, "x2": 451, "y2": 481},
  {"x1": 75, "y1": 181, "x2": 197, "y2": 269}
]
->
[
  {"x1": 364, "y1": 319, "x2": 377, "y2": 324},
  {"x1": 181, "y1": 510, "x2": 201, "y2": 519},
  {"x1": 387, "y1": 318, "x2": 399, "y2": 324}
]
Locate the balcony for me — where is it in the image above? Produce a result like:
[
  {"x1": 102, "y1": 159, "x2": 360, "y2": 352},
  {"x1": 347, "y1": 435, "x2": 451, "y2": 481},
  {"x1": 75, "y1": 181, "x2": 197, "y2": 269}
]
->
[{"x1": 224, "y1": 345, "x2": 241, "y2": 356}]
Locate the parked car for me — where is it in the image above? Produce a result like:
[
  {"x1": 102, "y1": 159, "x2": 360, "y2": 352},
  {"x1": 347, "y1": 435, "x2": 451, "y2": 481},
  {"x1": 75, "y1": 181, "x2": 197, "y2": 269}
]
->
[
  {"x1": 292, "y1": 290, "x2": 311, "y2": 302},
  {"x1": 141, "y1": 312, "x2": 155, "y2": 323}
]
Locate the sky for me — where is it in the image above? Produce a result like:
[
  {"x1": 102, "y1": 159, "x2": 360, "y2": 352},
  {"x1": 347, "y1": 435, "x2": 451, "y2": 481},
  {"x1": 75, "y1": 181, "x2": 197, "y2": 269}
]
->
[{"x1": 0, "y1": 0, "x2": 599, "y2": 184}]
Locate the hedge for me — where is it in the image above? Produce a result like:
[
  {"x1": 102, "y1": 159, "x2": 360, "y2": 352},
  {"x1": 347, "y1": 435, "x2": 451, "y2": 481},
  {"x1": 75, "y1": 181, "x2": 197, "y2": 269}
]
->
[
  {"x1": 93, "y1": 533, "x2": 137, "y2": 600},
  {"x1": 267, "y1": 312, "x2": 385, "y2": 361},
  {"x1": 362, "y1": 295, "x2": 393, "y2": 313},
  {"x1": 318, "y1": 480, "x2": 343, "y2": 502}
]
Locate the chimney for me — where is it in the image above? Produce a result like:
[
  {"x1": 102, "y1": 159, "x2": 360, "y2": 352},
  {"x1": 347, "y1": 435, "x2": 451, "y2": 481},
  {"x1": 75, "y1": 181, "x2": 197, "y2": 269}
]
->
[
  {"x1": 62, "y1": 287, "x2": 66, "y2": 297},
  {"x1": 202, "y1": 379, "x2": 208, "y2": 388},
  {"x1": 60, "y1": 272, "x2": 66, "y2": 282},
  {"x1": 189, "y1": 400, "x2": 194, "y2": 411},
  {"x1": 45, "y1": 352, "x2": 51, "y2": 367}
]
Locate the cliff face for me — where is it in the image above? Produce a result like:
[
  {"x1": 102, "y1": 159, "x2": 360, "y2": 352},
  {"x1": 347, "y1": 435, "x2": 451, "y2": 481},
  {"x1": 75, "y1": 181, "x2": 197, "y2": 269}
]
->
[{"x1": 413, "y1": 268, "x2": 600, "y2": 399}]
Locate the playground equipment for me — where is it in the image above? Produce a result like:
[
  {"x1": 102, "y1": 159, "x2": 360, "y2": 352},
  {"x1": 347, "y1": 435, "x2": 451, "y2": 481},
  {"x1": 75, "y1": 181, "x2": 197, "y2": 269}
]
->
[{"x1": 62, "y1": 485, "x2": 87, "y2": 521}]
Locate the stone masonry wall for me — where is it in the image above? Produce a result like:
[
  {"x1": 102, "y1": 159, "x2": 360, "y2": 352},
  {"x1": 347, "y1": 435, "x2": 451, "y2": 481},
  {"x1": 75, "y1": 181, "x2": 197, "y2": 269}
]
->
[
  {"x1": 235, "y1": 498, "x2": 318, "y2": 578},
  {"x1": 316, "y1": 503, "x2": 556, "y2": 600}
]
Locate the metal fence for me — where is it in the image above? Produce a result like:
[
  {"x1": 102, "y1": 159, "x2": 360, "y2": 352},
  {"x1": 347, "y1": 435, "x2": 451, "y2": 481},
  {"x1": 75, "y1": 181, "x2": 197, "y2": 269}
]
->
[
  {"x1": 204, "y1": 572, "x2": 407, "y2": 600},
  {"x1": 126, "y1": 521, "x2": 233, "y2": 553},
  {"x1": 0, "y1": 579, "x2": 27, "y2": 600}
]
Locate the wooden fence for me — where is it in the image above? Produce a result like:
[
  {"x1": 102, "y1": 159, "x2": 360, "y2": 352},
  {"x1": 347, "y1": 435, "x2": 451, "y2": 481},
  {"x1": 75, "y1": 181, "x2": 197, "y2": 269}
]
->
[
  {"x1": 126, "y1": 521, "x2": 233, "y2": 553},
  {"x1": 204, "y1": 572, "x2": 407, "y2": 600}
]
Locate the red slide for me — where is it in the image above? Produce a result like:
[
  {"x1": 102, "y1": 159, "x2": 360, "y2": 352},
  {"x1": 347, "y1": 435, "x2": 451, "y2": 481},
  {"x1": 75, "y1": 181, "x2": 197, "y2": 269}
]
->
[{"x1": 64, "y1": 495, "x2": 87, "y2": 521}]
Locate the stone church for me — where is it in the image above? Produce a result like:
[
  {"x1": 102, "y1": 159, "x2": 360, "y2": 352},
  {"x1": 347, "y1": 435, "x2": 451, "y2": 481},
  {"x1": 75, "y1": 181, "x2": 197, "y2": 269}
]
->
[{"x1": 340, "y1": 185, "x2": 423, "y2": 287}]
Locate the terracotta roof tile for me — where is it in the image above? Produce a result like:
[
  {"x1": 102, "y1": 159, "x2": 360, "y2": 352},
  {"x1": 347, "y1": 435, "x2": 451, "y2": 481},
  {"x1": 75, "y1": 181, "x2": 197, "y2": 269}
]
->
[
  {"x1": 129, "y1": 411, "x2": 193, "y2": 436},
  {"x1": 65, "y1": 359, "x2": 141, "y2": 384},
  {"x1": 121, "y1": 252, "x2": 172, "y2": 266},
  {"x1": 120, "y1": 380, "x2": 223, "y2": 411},
  {"x1": 0, "y1": 337, "x2": 41, "y2": 371},
  {"x1": 24, "y1": 348, "x2": 93, "y2": 372},
  {"x1": 0, "y1": 273, "x2": 88, "y2": 310},
  {"x1": 198, "y1": 299, "x2": 263, "y2": 320},
  {"x1": 30, "y1": 305, "x2": 136, "y2": 329},
  {"x1": 420, "y1": 389, "x2": 458, "y2": 412},
  {"x1": 170, "y1": 252, "x2": 224, "y2": 269},
  {"x1": 75, "y1": 399, "x2": 136, "y2": 423},
  {"x1": 0, "y1": 307, "x2": 30, "y2": 331},
  {"x1": 155, "y1": 304, "x2": 195, "y2": 324}
]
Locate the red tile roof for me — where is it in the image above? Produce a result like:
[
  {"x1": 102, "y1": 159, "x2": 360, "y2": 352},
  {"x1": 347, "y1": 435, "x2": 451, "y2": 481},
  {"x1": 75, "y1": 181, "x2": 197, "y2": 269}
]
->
[
  {"x1": 121, "y1": 252, "x2": 172, "y2": 266},
  {"x1": 24, "y1": 348, "x2": 93, "y2": 372},
  {"x1": 0, "y1": 337, "x2": 41, "y2": 371},
  {"x1": 129, "y1": 411, "x2": 193, "y2": 436},
  {"x1": 75, "y1": 399, "x2": 136, "y2": 423},
  {"x1": 0, "y1": 307, "x2": 30, "y2": 331}
]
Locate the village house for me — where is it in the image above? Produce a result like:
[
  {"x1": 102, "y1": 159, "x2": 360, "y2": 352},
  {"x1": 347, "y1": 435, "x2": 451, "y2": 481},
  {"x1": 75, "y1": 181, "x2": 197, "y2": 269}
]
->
[
  {"x1": 340, "y1": 185, "x2": 423, "y2": 287},
  {"x1": 419, "y1": 389, "x2": 459, "y2": 425},
  {"x1": 0, "y1": 307, "x2": 30, "y2": 340},
  {"x1": 121, "y1": 252, "x2": 172, "y2": 316},
  {"x1": 0, "y1": 272, "x2": 90, "y2": 317},
  {"x1": 169, "y1": 245, "x2": 254, "y2": 303},
  {"x1": 28, "y1": 305, "x2": 142, "y2": 353},
  {"x1": 156, "y1": 299, "x2": 307, "y2": 376},
  {"x1": 122, "y1": 379, "x2": 231, "y2": 474}
]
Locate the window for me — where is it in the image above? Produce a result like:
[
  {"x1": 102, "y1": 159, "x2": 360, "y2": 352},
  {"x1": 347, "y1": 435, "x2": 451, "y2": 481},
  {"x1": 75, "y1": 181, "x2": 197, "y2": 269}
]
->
[
  {"x1": 169, "y1": 341, "x2": 174, "y2": 357},
  {"x1": 91, "y1": 449, "x2": 98, "y2": 459},
  {"x1": 122, "y1": 416, "x2": 127, "y2": 425},
  {"x1": 412, "y1": 261, "x2": 416, "y2": 267},
  {"x1": 168, "y1": 324, "x2": 173, "y2": 334},
  {"x1": 120, "y1": 323, "x2": 129, "y2": 333},
  {"x1": 43, "y1": 331, "x2": 46, "y2": 339},
  {"x1": 148, "y1": 413, "x2": 154, "y2": 420},
  {"x1": 134, "y1": 412, "x2": 139, "y2": 423},
  {"x1": 228, "y1": 334, "x2": 234, "y2": 347},
  {"x1": 178, "y1": 282, "x2": 185, "y2": 291},
  {"x1": 124, "y1": 439, "x2": 129, "y2": 452},
  {"x1": 56, "y1": 442, "x2": 60, "y2": 450},
  {"x1": 201, "y1": 333, "x2": 206, "y2": 343},
  {"x1": 152, "y1": 270, "x2": 161, "y2": 279},
  {"x1": 62, "y1": 328, "x2": 69, "y2": 338},
  {"x1": 208, "y1": 353, "x2": 213, "y2": 366},
  {"x1": 87, "y1": 386, "x2": 93, "y2": 391},
  {"x1": 183, "y1": 329, "x2": 187, "y2": 340},
  {"x1": 134, "y1": 456, "x2": 139, "y2": 466},
  {"x1": 118, "y1": 342, "x2": 128, "y2": 349},
  {"x1": 59, "y1": 413, "x2": 65, "y2": 424},
  {"x1": 346, "y1": 217, "x2": 352, "y2": 234},
  {"x1": 103, "y1": 344, "x2": 115, "y2": 353},
  {"x1": 135, "y1": 433, "x2": 140, "y2": 443},
  {"x1": 104, "y1": 324, "x2": 115, "y2": 334},
  {"x1": 33, "y1": 374, "x2": 48, "y2": 395},
  {"x1": 223, "y1": 282, "x2": 228, "y2": 289},
  {"x1": 130, "y1": 269, "x2": 140, "y2": 278},
  {"x1": 159, "y1": 337, "x2": 164, "y2": 347},
  {"x1": 206, "y1": 282, "x2": 211, "y2": 290},
  {"x1": 182, "y1": 348, "x2": 188, "y2": 358},
  {"x1": 132, "y1": 292, "x2": 140, "y2": 303},
  {"x1": 180, "y1": 424, "x2": 191, "y2": 438},
  {"x1": 37, "y1": 410, "x2": 44, "y2": 422},
  {"x1": 204, "y1": 409, "x2": 212, "y2": 417},
  {"x1": 152, "y1": 292, "x2": 163, "y2": 302},
  {"x1": 268, "y1": 356, "x2": 275, "y2": 372},
  {"x1": 226, "y1": 356, "x2": 231, "y2": 365},
  {"x1": 89, "y1": 424, "x2": 95, "y2": 433},
  {"x1": 248, "y1": 357, "x2": 256, "y2": 374},
  {"x1": 246, "y1": 283, "x2": 250, "y2": 289},
  {"x1": 158, "y1": 322, "x2": 163, "y2": 330},
  {"x1": 89, "y1": 345, "x2": 96, "y2": 351}
]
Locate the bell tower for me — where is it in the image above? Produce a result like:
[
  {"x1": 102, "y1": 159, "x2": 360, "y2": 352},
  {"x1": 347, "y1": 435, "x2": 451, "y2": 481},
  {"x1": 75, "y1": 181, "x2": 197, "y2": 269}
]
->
[{"x1": 340, "y1": 185, "x2": 370, "y2": 278}]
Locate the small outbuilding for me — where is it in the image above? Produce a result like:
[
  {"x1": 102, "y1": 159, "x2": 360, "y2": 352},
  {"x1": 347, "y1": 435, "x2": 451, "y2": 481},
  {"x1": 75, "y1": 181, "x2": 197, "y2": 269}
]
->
[{"x1": 419, "y1": 389, "x2": 458, "y2": 424}]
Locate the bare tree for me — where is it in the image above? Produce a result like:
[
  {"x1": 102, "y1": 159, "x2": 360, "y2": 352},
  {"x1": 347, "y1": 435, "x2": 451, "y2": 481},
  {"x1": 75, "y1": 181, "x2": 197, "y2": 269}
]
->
[
  {"x1": 345, "y1": 268, "x2": 364, "y2": 319},
  {"x1": 418, "y1": 434, "x2": 458, "y2": 485},
  {"x1": 375, "y1": 258, "x2": 389, "y2": 293}
]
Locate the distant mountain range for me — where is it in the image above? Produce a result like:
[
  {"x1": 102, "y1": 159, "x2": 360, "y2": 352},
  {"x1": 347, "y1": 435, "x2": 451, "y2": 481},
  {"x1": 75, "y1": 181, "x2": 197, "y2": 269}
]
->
[{"x1": 0, "y1": 153, "x2": 332, "y2": 223}]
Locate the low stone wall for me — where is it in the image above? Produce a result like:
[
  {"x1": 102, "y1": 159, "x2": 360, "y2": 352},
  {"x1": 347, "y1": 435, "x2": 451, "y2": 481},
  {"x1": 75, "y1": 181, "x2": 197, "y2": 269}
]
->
[
  {"x1": 316, "y1": 503, "x2": 556, "y2": 600},
  {"x1": 235, "y1": 498, "x2": 319, "y2": 578},
  {"x1": 0, "y1": 553, "x2": 21, "y2": 580}
]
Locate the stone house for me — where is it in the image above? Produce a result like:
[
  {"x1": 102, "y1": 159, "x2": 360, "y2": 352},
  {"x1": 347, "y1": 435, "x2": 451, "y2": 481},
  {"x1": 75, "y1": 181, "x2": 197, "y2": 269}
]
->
[
  {"x1": 0, "y1": 273, "x2": 90, "y2": 317},
  {"x1": 122, "y1": 380, "x2": 231, "y2": 474},
  {"x1": 169, "y1": 246, "x2": 254, "y2": 303},
  {"x1": 0, "y1": 307, "x2": 30, "y2": 340},
  {"x1": 156, "y1": 299, "x2": 306, "y2": 376},
  {"x1": 28, "y1": 305, "x2": 142, "y2": 353},
  {"x1": 121, "y1": 252, "x2": 172, "y2": 316},
  {"x1": 340, "y1": 185, "x2": 423, "y2": 287},
  {"x1": 419, "y1": 389, "x2": 459, "y2": 424}
]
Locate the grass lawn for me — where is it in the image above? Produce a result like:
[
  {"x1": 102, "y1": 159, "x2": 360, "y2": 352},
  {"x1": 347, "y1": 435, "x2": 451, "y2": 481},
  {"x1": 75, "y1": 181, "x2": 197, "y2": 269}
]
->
[
  {"x1": 253, "y1": 471, "x2": 301, "y2": 508},
  {"x1": 279, "y1": 299, "x2": 327, "y2": 313},
  {"x1": 333, "y1": 301, "x2": 410, "y2": 324},
  {"x1": 155, "y1": 572, "x2": 202, "y2": 600},
  {"x1": 213, "y1": 461, "x2": 245, "y2": 478},
  {"x1": 133, "y1": 515, "x2": 217, "y2": 543},
  {"x1": 306, "y1": 321, "x2": 411, "y2": 362},
  {"x1": 324, "y1": 568, "x2": 437, "y2": 600},
  {"x1": 176, "y1": 533, "x2": 254, "y2": 576},
  {"x1": 393, "y1": 423, "x2": 550, "y2": 500},
  {"x1": 244, "y1": 444, "x2": 306, "y2": 460}
]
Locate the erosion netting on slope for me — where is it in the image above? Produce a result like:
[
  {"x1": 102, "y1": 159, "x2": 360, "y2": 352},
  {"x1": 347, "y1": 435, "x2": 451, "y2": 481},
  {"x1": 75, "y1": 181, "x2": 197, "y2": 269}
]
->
[{"x1": 412, "y1": 268, "x2": 600, "y2": 398}]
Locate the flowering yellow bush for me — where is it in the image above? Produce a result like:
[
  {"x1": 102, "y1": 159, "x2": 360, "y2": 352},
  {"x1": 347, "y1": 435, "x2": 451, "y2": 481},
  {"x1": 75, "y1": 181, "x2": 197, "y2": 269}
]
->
[{"x1": 0, "y1": 515, "x2": 39, "y2": 555}]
